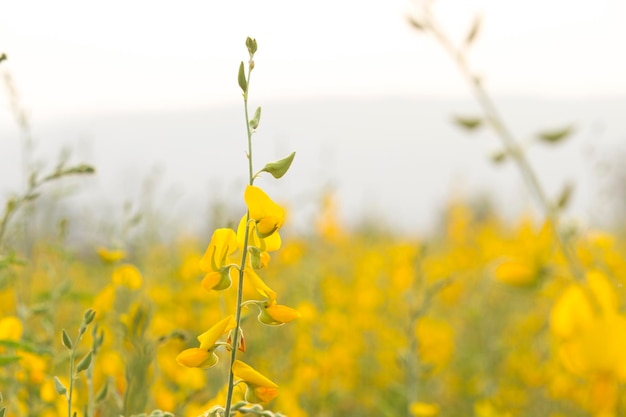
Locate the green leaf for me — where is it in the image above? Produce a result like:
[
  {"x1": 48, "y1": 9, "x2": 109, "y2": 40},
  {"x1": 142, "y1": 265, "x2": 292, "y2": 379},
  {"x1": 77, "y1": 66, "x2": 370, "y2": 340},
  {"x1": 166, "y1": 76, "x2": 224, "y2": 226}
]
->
[
  {"x1": 556, "y1": 182, "x2": 574, "y2": 210},
  {"x1": 54, "y1": 376, "x2": 67, "y2": 396},
  {"x1": 453, "y1": 115, "x2": 483, "y2": 131},
  {"x1": 465, "y1": 15, "x2": 482, "y2": 46},
  {"x1": 537, "y1": 125, "x2": 574, "y2": 144},
  {"x1": 261, "y1": 152, "x2": 296, "y2": 179},
  {"x1": 0, "y1": 355, "x2": 21, "y2": 366},
  {"x1": 0, "y1": 339, "x2": 52, "y2": 355},
  {"x1": 248, "y1": 246, "x2": 262, "y2": 269},
  {"x1": 76, "y1": 351, "x2": 93, "y2": 373},
  {"x1": 66, "y1": 164, "x2": 95, "y2": 175},
  {"x1": 0, "y1": 406, "x2": 5, "y2": 417},
  {"x1": 96, "y1": 381, "x2": 109, "y2": 402},
  {"x1": 490, "y1": 150, "x2": 507, "y2": 164},
  {"x1": 407, "y1": 17, "x2": 425, "y2": 31},
  {"x1": 83, "y1": 308, "x2": 96, "y2": 325},
  {"x1": 246, "y1": 37, "x2": 258, "y2": 56},
  {"x1": 238, "y1": 61, "x2": 247, "y2": 93},
  {"x1": 61, "y1": 329, "x2": 73, "y2": 350},
  {"x1": 249, "y1": 106, "x2": 262, "y2": 130}
]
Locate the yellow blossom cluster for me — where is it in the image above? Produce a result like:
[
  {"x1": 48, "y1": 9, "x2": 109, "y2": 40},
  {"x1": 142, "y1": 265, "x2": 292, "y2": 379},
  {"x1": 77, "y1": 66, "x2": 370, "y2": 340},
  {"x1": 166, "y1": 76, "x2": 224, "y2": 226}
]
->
[{"x1": 1, "y1": 199, "x2": 626, "y2": 417}]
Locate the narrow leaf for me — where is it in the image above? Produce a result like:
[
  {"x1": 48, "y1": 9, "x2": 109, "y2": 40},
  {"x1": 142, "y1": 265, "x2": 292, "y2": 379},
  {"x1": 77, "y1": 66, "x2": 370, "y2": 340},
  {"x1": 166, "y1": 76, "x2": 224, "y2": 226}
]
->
[
  {"x1": 54, "y1": 376, "x2": 67, "y2": 396},
  {"x1": 96, "y1": 381, "x2": 109, "y2": 402},
  {"x1": 490, "y1": 150, "x2": 507, "y2": 164},
  {"x1": 261, "y1": 152, "x2": 296, "y2": 179},
  {"x1": 465, "y1": 15, "x2": 482, "y2": 46},
  {"x1": 83, "y1": 308, "x2": 96, "y2": 325},
  {"x1": 537, "y1": 125, "x2": 575, "y2": 144},
  {"x1": 407, "y1": 17, "x2": 425, "y2": 31},
  {"x1": 61, "y1": 329, "x2": 73, "y2": 350},
  {"x1": 0, "y1": 406, "x2": 5, "y2": 417},
  {"x1": 249, "y1": 106, "x2": 262, "y2": 130},
  {"x1": 0, "y1": 355, "x2": 21, "y2": 366},
  {"x1": 453, "y1": 115, "x2": 483, "y2": 131},
  {"x1": 246, "y1": 37, "x2": 258, "y2": 56},
  {"x1": 556, "y1": 183, "x2": 574, "y2": 210},
  {"x1": 76, "y1": 351, "x2": 93, "y2": 374},
  {"x1": 0, "y1": 339, "x2": 52, "y2": 354},
  {"x1": 237, "y1": 62, "x2": 247, "y2": 93}
]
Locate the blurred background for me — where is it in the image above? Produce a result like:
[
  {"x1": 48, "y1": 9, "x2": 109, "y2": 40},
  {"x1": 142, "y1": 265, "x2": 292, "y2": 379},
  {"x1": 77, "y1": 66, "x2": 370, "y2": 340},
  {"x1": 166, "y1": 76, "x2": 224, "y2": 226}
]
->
[{"x1": 1, "y1": 0, "x2": 625, "y2": 239}]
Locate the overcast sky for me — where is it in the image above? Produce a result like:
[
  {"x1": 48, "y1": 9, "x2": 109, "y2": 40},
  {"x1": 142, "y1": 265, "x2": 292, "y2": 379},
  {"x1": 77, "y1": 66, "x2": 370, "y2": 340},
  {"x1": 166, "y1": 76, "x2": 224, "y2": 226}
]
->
[
  {"x1": 0, "y1": 1, "x2": 625, "y2": 235},
  {"x1": 1, "y1": 0, "x2": 625, "y2": 122}
]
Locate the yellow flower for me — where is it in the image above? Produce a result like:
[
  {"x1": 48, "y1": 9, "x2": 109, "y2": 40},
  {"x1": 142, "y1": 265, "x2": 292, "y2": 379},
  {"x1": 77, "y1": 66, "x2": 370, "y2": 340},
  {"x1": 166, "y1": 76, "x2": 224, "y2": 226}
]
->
[
  {"x1": 232, "y1": 359, "x2": 278, "y2": 403},
  {"x1": 176, "y1": 315, "x2": 236, "y2": 368},
  {"x1": 415, "y1": 317, "x2": 454, "y2": 373},
  {"x1": 0, "y1": 316, "x2": 23, "y2": 341},
  {"x1": 410, "y1": 402, "x2": 440, "y2": 416},
  {"x1": 199, "y1": 228, "x2": 239, "y2": 291},
  {"x1": 175, "y1": 347, "x2": 217, "y2": 369},
  {"x1": 244, "y1": 185, "x2": 285, "y2": 238},
  {"x1": 244, "y1": 267, "x2": 277, "y2": 300},
  {"x1": 551, "y1": 270, "x2": 626, "y2": 415},
  {"x1": 258, "y1": 300, "x2": 301, "y2": 326},
  {"x1": 494, "y1": 259, "x2": 537, "y2": 286},
  {"x1": 96, "y1": 246, "x2": 126, "y2": 263},
  {"x1": 112, "y1": 264, "x2": 143, "y2": 289},
  {"x1": 237, "y1": 215, "x2": 282, "y2": 255}
]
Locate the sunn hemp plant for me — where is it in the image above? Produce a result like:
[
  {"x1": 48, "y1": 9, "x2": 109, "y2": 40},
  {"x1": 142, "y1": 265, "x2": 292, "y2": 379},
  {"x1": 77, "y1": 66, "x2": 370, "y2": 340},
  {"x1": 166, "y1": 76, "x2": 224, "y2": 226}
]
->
[
  {"x1": 409, "y1": 2, "x2": 626, "y2": 415},
  {"x1": 176, "y1": 37, "x2": 299, "y2": 417}
]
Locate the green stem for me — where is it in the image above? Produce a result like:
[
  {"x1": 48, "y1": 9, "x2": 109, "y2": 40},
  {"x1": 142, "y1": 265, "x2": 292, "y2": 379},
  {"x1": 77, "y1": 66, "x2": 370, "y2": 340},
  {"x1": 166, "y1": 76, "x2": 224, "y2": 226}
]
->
[
  {"x1": 87, "y1": 362, "x2": 94, "y2": 417},
  {"x1": 68, "y1": 348, "x2": 75, "y2": 417},
  {"x1": 421, "y1": 8, "x2": 585, "y2": 282},
  {"x1": 224, "y1": 60, "x2": 255, "y2": 417}
]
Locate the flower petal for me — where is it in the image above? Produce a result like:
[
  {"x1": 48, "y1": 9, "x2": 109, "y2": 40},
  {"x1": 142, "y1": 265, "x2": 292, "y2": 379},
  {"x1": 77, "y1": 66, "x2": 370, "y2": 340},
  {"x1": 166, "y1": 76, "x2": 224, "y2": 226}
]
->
[
  {"x1": 232, "y1": 360, "x2": 278, "y2": 389},
  {"x1": 244, "y1": 186, "x2": 285, "y2": 238},
  {"x1": 199, "y1": 228, "x2": 238, "y2": 272},
  {"x1": 197, "y1": 315, "x2": 236, "y2": 350},
  {"x1": 176, "y1": 348, "x2": 218, "y2": 368}
]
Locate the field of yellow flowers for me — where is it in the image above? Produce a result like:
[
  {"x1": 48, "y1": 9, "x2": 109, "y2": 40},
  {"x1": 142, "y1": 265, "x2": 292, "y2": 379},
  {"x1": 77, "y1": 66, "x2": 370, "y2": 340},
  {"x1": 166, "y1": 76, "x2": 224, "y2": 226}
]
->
[
  {"x1": 2, "y1": 25, "x2": 626, "y2": 417},
  {"x1": 2, "y1": 191, "x2": 626, "y2": 417}
]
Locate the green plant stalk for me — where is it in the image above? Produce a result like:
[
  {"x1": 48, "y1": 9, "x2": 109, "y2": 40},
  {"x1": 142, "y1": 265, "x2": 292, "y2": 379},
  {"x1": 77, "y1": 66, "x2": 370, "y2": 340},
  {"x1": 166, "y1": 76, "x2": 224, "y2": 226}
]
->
[
  {"x1": 67, "y1": 345, "x2": 77, "y2": 417},
  {"x1": 0, "y1": 165, "x2": 94, "y2": 250},
  {"x1": 86, "y1": 360, "x2": 95, "y2": 417},
  {"x1": 224, "y1": 58, "x2": 255, "y2": 417},
  {"x1": 419, "y1": 8, "x2": 585, "y2": 282}
]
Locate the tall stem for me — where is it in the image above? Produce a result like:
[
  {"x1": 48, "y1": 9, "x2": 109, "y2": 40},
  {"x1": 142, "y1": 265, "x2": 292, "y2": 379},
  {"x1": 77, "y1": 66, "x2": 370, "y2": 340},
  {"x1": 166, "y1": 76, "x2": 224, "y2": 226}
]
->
[
  {"x1": 224, "y1": 62, "x2": 254, "y2": 417},
  {"x1": 421, "y1": 8, "x2": 585, "y2": 282},
  {"x1": 67, "y1": 353, "x2": 75, "y2": 417}
]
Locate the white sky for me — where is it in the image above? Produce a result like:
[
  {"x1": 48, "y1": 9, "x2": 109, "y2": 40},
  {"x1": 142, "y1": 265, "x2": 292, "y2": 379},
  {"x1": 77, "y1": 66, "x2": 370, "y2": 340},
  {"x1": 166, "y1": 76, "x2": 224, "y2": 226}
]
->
[{"x1": 1, "y1": 0, "x2": 625, "y2": 121}]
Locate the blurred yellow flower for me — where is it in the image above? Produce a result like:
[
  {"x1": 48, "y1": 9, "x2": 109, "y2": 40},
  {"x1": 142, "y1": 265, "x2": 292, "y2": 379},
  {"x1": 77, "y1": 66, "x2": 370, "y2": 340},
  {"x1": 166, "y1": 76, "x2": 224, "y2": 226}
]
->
[
  {"x1": 0, "y1": 315, "x2": 23, "y2": 341},
  {"x1": 410, "y1": 401, "x2": 440, "y2": 416},
  {"x1": 244, "y1": 185, "x2": 285, "y2": 238},
  {"x1": 112, "y1": 263, "x2": 143, "y2": 289},
  {"x1": 415, "y1": 317, "x2": 454, "y2": 373},
  {"x1": 494, "y1": 259, "x2": 537, "y2": 286},
  {"x1": 551, "y1": 270, "x2": 626, "y2": 416},
  {"x1": 233, "y1": 359, "x2": 278, "y2": 403},
  {"x1": 96, "y1": 246, "x2": 126, "y2": 263}
]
